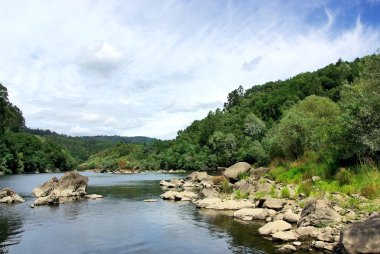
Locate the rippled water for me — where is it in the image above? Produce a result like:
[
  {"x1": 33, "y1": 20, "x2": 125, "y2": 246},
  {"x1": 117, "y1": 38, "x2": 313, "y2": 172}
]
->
[{"x1": 0, "y1": 172, "x2": 276, "y2": 254}]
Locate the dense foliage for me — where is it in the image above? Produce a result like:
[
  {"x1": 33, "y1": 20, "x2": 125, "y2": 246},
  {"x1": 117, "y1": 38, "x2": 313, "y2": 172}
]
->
[{"x1": 0, "y1": 84, "x2": 76, "y2": 174}]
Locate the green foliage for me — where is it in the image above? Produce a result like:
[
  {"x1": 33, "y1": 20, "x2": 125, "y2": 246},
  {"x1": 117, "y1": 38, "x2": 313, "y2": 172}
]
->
[
  {"x1": 269, "y1": 186, "x2": 277, "y2": 198},
  {"x1": 220, "y1": 179, "x2": 233, "y2": 194},
  {"x1": 335, "y1": 168, "x2": 352, "y2": 186},
  {"x1": 234, "y1": 189, "x2": 249, "y2": 200},
  {"x1": 238, "y1": 171, "x2": 250, "y2": 180},
  {"x1": 280, "y1": 187, "x2": 291, "y2": 198},
  {"x1": 297, "y1": 182, "x2": 313, "y2": 197}
]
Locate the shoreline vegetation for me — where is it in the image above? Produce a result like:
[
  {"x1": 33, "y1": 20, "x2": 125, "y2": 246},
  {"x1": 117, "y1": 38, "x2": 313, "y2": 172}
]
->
[{"x1": 1, "y1": 53, "x2": 380, "y2": 252}]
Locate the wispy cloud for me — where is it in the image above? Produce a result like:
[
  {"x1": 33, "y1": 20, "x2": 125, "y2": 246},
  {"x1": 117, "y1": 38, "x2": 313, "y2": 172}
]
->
[{"x1": 0, "y1": 0, "x2": 379, "y2": 139}]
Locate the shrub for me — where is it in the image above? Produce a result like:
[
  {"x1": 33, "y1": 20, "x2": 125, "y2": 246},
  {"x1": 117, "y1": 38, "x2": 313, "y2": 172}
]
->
[
  {"x1": 212, "y1": 175, "x2": 226, "y2": 185},
  {"x1": 297, "y1": 182, "x2": 312, "y2": 197},
  {"x1": 238, "y1": 172, "x2": 250, "y2": 180},
  {"x1": 220, "y1": 179, "x2": 233, "y2": 194},
  {"x1": 361, "y1": 184, "x2": 378, "y2": 199},
  {"x1": 336, "y1": 168, "x2": 352, "y2": 186},
  {"x1": 281, "y1": 187, "x2": 291, "y2": 198},
  {"x1": 234, "y1": 189, "x2": 249, "y2": 200}
]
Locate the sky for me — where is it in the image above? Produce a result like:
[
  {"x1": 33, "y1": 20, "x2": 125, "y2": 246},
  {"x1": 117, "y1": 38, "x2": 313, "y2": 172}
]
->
[{"x1": 0, "y1": 0, "x2": 379, "y2": 139}]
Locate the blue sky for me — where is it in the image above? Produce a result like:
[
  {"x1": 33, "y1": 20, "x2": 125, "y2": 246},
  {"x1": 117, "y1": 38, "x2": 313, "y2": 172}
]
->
[{"x1": 0, "y1": 0, "x2": 379, "y2": 139}]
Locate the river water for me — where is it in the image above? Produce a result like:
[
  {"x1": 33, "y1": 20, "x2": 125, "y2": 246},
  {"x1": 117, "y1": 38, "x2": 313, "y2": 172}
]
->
[{"x1": 0, "y1": 172, "x2": 276, "y2": 254}]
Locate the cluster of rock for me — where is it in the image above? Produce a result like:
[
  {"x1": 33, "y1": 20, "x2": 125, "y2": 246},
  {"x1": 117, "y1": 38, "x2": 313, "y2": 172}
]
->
[
  {"x1": 1, "y1": 172, "x2": 103, "y2": 207},
  {"x1": 159, "y1": 162, "x2": 380, "y2": 253},
  {"x1": 0, "y1": 188, "x2": 25, "y2": 203}
]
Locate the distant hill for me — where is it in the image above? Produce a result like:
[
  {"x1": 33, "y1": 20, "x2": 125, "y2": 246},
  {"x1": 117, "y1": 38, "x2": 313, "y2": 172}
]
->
[{"x1": 24, "y1": 128, "x2": 156, "y2": 162}]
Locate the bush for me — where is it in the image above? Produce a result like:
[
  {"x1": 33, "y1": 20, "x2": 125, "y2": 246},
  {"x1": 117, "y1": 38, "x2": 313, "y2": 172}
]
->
[
  {"x1": 297, "y1": 182, "x2": 312, "y2": 197},
  {"x1": 220, "y1": 179, "x2": 233, "y2": 194},
  {"x1": 212, "y1": 175, "x2": 226, "y2": 185},
  {"x1": 336, "y1": 168, "x2": 352, "y2": 186},
  {"x1": 234, "y1": 189, "x2": 249, "y2": 200},
  {"x1": 281, "y1": 187, "x2": 291, "y2": 198},
  {"x1": 361, "y1": 184, "x2": 378, "y2": 199},
  {"x1": 238, "y1": 172, "x2": 250, "y2": 180}
]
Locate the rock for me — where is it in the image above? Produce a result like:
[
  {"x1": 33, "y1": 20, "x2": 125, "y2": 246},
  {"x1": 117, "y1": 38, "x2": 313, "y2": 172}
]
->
[
  {"x1": 195, "y1": 197, "x2": 222, "y2": 208},
  {"x1": 345, "y1": 210, "x2": 356, "y2": 220},
  {"x1": 262, "y1": 198, "x2": 286, "y2": 211},
  {"x1": 234, "y1": 208, "x2": 276, "y2": 221},
  {"x1": 223, "y1": 162, "x2": 251, "y2": 182},
  {"x1": 159, "y1": 180, "x2": 176, "y2": 188},
  {"x1": 339, "y1": 214, "x2": 380, "y2": 254},
  {"x1": 199, "y1": 188, "x2": 218, "y2": 199},
  {"x1": 256, "y1": 182, "x2": 273, "y2": 193},
  {"x1": 233, "y1": 180, "x2": 253, "y2": 193},
  {"x1": 312, "y1": 241, "x2": 335, "y2": 251},
  {"x1": 258, "y1": 220, "x2": 292, "y2": 235},
  {"x1": 186, "y1": 171, "x2": 209, "y2": 182},
  {"x1": 144, "y1": 199, "x2": 158, "y2": 202},
  {"x1": 33, "y1": 172, "x2": 88, "y2": 206},
  {"x1": 297, "y1": 199, "x2": 341, "y2": 227},
  {"x1": 311, "y1": 226, "x2": 339, "y2": 242},
  {"x1": 274, "y1": 213, "x2": 284, "y2": 221},
  {"x1": 283, "y1": 210, "x2": 300, "y2": 224},
  {"x1": 0, "y1": 188, "x2": 25, "y2": 204},
  {"x1": 84, "y1": 194, "x2": 103, "y2": 199},
  {"x1": 272, "y1": 230, "x2": 300, "y2": 241},
  {"x1": 249, "y1": 167, "x2": 269, "y2": 179},
  {"x1": 292, "y1": 241, "x2": 301, "y2": 246},
  {"x1": 159, "y1": 179, "x2": 183, "y2": 188},
  {"x1": 295, "y1": 226, "x2": 319, "y2": 237},
  {"x1": 311, "y1": 176, "x2": 321, "y2": 182},
  {"x1": 277, "y1": 244, "x2": 297, "y2": 253},
  {"x1": 30, "y1": 204, "x2": 35, "y2": 208},
  {"x1": 208, "y1": 200, "x2": 255, "y2": 210},
  {"x1": 161, "y1": 190, "x2": 197, "y2": 201}
]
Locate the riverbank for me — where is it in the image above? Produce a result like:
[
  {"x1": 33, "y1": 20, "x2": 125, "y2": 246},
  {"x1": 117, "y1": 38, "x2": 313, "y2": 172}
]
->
[{"x1": 159, "y1": 163, "x2": 380, "y2": 253}]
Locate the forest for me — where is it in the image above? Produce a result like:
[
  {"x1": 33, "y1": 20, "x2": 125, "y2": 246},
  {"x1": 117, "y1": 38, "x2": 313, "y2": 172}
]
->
[{"x1": 1, "y1": 54, "x2": 379, "y2": 199}]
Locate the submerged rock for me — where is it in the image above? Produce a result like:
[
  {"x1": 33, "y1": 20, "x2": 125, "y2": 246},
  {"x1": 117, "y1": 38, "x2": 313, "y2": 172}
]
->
[
  {"x1": 33, "y1": 172, "x2": 88, "y2": 206},
  {"x1": 0, "y1": 188, "x2": 25, "y2": 204},
  {"x1": 84, "y1": 194, "x2": 103, "y2": 199}
]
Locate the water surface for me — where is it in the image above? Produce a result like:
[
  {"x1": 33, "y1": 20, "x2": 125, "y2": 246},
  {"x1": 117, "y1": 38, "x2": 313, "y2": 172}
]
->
[{"x1": 0, "y1": 172, "x2": 276, "y2": 254}]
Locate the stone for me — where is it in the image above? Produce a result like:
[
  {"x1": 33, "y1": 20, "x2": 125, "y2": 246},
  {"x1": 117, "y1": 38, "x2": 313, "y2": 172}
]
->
[
  {"x1": 186, "y1": 171, "x2": 209, "y2": 182},
  {"x1": 223, "y1": 162, "x2": 251, "y2": 182},
  {"x1": 84, "y1": 194, "x2": 103, "y2": 199},
  {"x1": 295, "y1": 226, "x2": 319, "y2": 237},
  {"x1": 256, "y1": 182, "x2": 273, "y2": 193},
  {"x1": 345, "y1": 210, "x2": 356, "y2": 220},
  {"x1": 262, "y1": 198, "x2": 286, "y2": 211},
  {"x1": 208, "y1": 200, "x2": 255, "y2": 210},
  {"x1": 311, "y1": 226, "x2": 339, "y2": 242},
  {"x1": 33, "y1": 172, "x2": 88, "y2": 206},
  {"x1": 233, "y1": 180, "x2": 253, "y2": 194},
  {"x1": 199, "y1": 188, "x2": 218, "y2": 199},
  {"x1": 195, "y1": 197, "x2": 222, "y2": 208},
  {"x1": 297, "y1": 199, "x2": 341, "y2": 227},
  {"x1": 292, "y1": 241, "x2": 301, "y2": 246},
  {"x1": 143, "y1": 199, "x2": 158, "y2": 202},
  {"x1": 234, "y1": 208, "x2": 275, "y2": 221},
  {"x1": 338, "y1": 214, "x2": 380, "y2": 254},
  {"x1": 272, "y1": 230, "x2": 300, "y2": 242},
  {"x1": 312, "y1": 241, "x2": 335, "y2": 251},
  {"x1": 277, "y1": 244, "x2": 297, "y2": 253},
  {"x1": 311, "y1": 176, "x2": 321, "y2": 182},
  {"x1": 283, "y1": 210, "x2": 300, "y2": 224},
  {"x1": 0, "y1": 188, "x2": 25, "y2": 203},
  {"x1": 160, "y1": 190, "x2": 197, "y2": 201},
  {"x1": 249, "y1": 167, "x2": 269, "y2": 179},
  {"x1": 258, "y1": 220, "x2": 292, "y2": 235}
]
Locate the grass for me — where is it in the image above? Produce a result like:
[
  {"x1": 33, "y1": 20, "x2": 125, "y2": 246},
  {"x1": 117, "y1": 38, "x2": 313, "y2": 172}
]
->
[
  {"x1": 238, "y1": 172, "x2": 250, "y2": 180},
  {"x1": 234, "y1": 189, "x2": 249, "y2": 200},
  {"x1": 270, "y1": 186, "x2": 277, "y2": 198},
  {"x1": 220, "y1": 179, "x2": 233, "y2": 194},
  {"x1": 280, "y1": 187, "x2": 291, "y2": 198}
]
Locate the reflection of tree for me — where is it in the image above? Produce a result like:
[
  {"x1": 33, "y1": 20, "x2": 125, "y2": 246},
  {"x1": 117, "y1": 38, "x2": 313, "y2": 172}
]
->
[
  {"x1": 0, "y1": 206, "x2": 23, "y2": 253},
  {"x1": 196, "y1": 208, "x2": 276, "y2": 254}
]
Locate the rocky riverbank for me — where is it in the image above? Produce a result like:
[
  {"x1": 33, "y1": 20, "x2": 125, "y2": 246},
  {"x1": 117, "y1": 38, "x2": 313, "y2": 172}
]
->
[{"x1": 159, "y1": 162, "x2": 380, "y2": 253}]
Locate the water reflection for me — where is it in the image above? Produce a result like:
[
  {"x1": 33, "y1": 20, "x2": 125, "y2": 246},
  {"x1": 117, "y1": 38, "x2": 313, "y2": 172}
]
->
[{"x1": 0, "y1": 205, "x2": 24, "y2": 254}]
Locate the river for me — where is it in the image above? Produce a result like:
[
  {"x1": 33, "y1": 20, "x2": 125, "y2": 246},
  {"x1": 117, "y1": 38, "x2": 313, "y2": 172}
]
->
[{"x1": 0, "y1": 172, "x2": 276, "y2": 254}]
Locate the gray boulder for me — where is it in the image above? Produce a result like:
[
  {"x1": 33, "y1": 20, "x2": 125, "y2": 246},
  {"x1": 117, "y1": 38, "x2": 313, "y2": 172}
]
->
[
  {"x1": 186, "y1": 171, "x2": 209, "y2": 182},
  {"x1": 0, "y1": 188, "x2": 25, "y2": 203},
  {"x1": 338, "y1": 214, "x2": 380, "y2": 254},
  {"x1": 283, "y1": 210, "x2": 300, "y2": 224},
  {"x1": 262, "y1": 198, "x2": 286, "y2": 211},
  {"x1": 249, "y1": 167, "x2": 269, "y2": 179},
  {"x1": 33, "y1": 172, "x2": 88, "y2": 205},
  {"x1": 234, "y1": 208, "x2": 276, "y2": 221},
  {"x1": 277, "y1": 244, "x2": 297, "y2": 253},
  {"x1": 297, "y1": 199, "x2": 341, "y2": 227},
  {"x1": 272, "y1": 230, "x2": 300, "y2": 241},
  {"x1": 223, "y1": 162, "x2": 251, "y2": 182}
]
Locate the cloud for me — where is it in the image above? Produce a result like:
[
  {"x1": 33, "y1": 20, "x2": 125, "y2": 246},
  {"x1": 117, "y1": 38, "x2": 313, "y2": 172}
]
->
[{"x1": 0, "y1": 0, "x2": 379, "y2": 139}]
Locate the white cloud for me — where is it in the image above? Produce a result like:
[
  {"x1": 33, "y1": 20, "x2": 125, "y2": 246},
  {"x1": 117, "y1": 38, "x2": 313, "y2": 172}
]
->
[{"x1": 0, "y1": 0, "x2": 379, "y2": 139}]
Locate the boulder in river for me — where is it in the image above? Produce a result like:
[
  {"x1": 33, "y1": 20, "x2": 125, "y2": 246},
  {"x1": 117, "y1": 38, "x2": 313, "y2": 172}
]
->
[
  {"x1": 234, "y1": 208, "x2": 276, "y2": 221},
  {"x1": 33, "y1": 172, "x2": 88, "y2": 206},
  {"x1": 297, "y1": 199, "x2": 341, "y2": 227},
  {"x1": 258, "y1": 220, "x2": 292, "y2": 235},
  {"x1": 338, "y1": 214, "x2": 380, "y2": 254},
  {"x1": 223, "y1": 162, "x2": 251, "y2": 182},
  {"x1": 0, "y1": 188, "x2": 25, "y2": 204}
]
